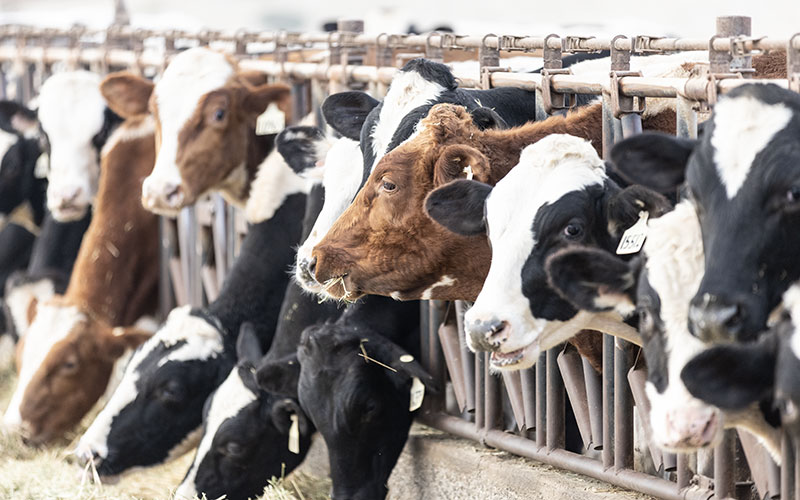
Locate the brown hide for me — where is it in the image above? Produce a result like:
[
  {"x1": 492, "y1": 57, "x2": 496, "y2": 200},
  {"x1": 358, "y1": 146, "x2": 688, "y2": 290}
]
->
[{"x1": 18, "y1": 116, "x2": 158, "y2": 444}]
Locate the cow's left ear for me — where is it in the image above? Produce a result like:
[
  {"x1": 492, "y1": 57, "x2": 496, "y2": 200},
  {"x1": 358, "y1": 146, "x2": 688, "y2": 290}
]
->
[
  {"x1": 275, "y1": 126, "x2": 329, "y2": 173},
  {"x1": 362, "y1": 336, "x2": 438, "y2": 393},
  {"x1": 469, "y1": 107, "x2": 509, "y2": 131},
  {"x1": 609, "y1": 132, "x2": 696, "y2": 194},
  {"x1": 433, "y1": 144, "x2": 491, "y2": 186},
  {"x1": 242, "y1": 83, "x2": 292, "y2": 119},
  {"x1": 681, "y1": 333, "x2": 778, "y2": 410},
  {"x1": 103, "y1": 326, "x2": 153, "y2": 360},
  {"x1": 606, "y1": 185, "x2": 672, "y2": 240},
  {"x1": 270, "y1": 398, "x2": 312, "y2": 436},
  {"x1": 545, "y1": 246, "x2": 639, "y2": 316},
  {"x1": 426, "y1": 179, "x2": 492, "y2": 236},
  {"x1": 236, "y1": 322, "x2": 263, "y2": 365},
  {"x1": 256, "y1": 352, "x2": 301, "y2": 398},
  {"x1": 100, "y1": 72, "x2": 154, "y2": 118}
]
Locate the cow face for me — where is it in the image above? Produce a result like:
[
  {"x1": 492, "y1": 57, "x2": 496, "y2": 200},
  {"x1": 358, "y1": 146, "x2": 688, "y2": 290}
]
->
[
  {"x1": 109, "y1": 47, "x2": 292, "y2": 216},
  {"x1": 547, "y1": 202, "x2": 725, "y2": 451},
  {"x1": 1, "y1": 300, "x2": 150, "y2": 444},
  {"x1": 425, "y1": 134, "x2": 666, "y2": 370},
  {"x1": 297, "y1": 325, "x2": 433, "y2": 500},
  {"x1": 74, "y1": 306, "x2": 227, "y2": 476},
  {"x1": 175, "y1": 324, "x2": 312, "y2": 500},
  {"x1": 612, "y1": 84, "x2": 800, "y2": 344},
  {"x1": 0, "y1": 101, "x2": 43, "y2": 218},
  {"x1": 37, "y1": 71, "x2": 114, "y2": 221}
]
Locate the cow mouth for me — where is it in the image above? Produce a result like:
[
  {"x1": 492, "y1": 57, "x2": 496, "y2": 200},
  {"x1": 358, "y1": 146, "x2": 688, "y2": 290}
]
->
[
  {"x1": 319, "y1": 274, "x2": 363, "y2": 303},
  {"x1": 489, "y1": 342, "x2": 539, "y2": 371},
  {"x1": 51, "y1": 203, "x2": 88, "y2": 222}
]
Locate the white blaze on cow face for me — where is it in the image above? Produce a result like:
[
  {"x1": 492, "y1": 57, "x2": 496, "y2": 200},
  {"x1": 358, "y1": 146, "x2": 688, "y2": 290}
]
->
[
  {"x1": 464, "y1": 135, "x2": 607, "y2": 370},
  {"x1": 244, "y1": 147, "x2": 315, "y2": 224},
  {"x1": 37, "y1": 71, "x2": 106, "y2": 222},
  {"x1": 75, "y1": 305, "x2": 223, "y2": 463},
  {"x1": 295, "y1": 137, "x2": 363, "y2": 293},
  {"x1": 143, "y1": 48, "x2": 234, "y2": 216},
  {"x1": 2, "y1": 302, "x2": 84, "y2": 429},
  {"x1": 639, "y1": 201, "x2": 723, "y2": 451},
  {"x1": 175, "y1": 367, "x2": 256, "y2": 500},
  {"x1": 710, "y1": 95, "x2": 793, "y2": 200}
]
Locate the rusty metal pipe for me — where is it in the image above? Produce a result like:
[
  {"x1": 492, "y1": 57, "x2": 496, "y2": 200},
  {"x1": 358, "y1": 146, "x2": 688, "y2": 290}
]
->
[
  {"x1": 557, "y1": 347, "x2": 592, "y2": 449},
  {"x1": 485, "y1": 353, "x2": 501, "y2": 431},
  {"x1": 614, "y1": 340, "x2": 634, "y2": 470},
  {"x1": 536, "y1": 352, "x2": 547, "y2": 447},
  {"x1": 603, "y1": 334, "x2": 615, "y2": 469},
  {"x1": 455, "y1": 301, "x2": 476, "y2": 412},
  {"x1": 583, "y1": 358, "x2": 603, "y2": 451},
  {"x1": 546, "y1": 348, "x2": 565, "y2": 450},
  {"x1": 714, "y1": 430, "x2": 735, "y2": 498},
  {"x1": 438, "y1": 323, "x2": 467, "y2": 412},
  {"x1": 520, "y1": 368, "x2": 536, "y2": 431}
]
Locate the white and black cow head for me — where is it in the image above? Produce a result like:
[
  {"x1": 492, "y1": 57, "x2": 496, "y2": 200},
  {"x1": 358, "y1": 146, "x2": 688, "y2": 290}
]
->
[
  {"x1": 37, "y1": 71, "x2": 121, "y2": 221},
  {"x1": 74, "y1": 306, "x2": 229, "y2": 476},
  {"x1": 0, "y1": 101, "x2": 44, "y2": 220},
  {"x1": 682, "y1": 283, "x2": 800, "y2": 443},
  {"x1": 426, "y1": 134, "x2": 667, "y2": 370},
  {"x1": 611, "y1": 83, "x2": 800, "y2": 344},
  {"x1": 295, "y1": 323, "x2": 433, "y2": 500},
  {"x1": 174, "y1": 323, "x2": 312, "y2": 500}
]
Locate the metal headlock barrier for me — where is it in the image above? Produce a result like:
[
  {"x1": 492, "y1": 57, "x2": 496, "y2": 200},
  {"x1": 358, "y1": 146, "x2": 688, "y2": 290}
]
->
[{"x1": 2, "y1": 15, "x2": 800, "y2": 500}]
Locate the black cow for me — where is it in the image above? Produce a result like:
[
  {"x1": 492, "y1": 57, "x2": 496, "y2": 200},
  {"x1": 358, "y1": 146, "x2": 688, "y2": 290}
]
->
[{"x1": 610, "y1": 83, "x2": 800, "y2": 344}]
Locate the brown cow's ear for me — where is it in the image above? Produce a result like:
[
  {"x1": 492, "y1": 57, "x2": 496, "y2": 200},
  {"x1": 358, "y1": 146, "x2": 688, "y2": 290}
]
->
[
  {"x1": 239, "y1": 70, "x2": 269, "y2": 87},
  {"x1": 100, "y1": 72, "x2": 154, "y2": 118},
  {"x1": 103, "y1": 326, "x2": 153, "y2": 360},
  {"x1": 433, "y1": 144, "x2": 490, "y2": 187},
  {"x1": 242, "y1": 83, "x2": 292, "y2": 119}
]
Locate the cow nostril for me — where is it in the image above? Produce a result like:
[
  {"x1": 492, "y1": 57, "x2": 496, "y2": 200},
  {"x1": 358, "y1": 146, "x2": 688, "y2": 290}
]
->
[
  {"x1": 307, "y1": 257, "x2": 317, "y2": 276},
  {"x1": 688, "y1": 295, "x2": 746, "y2": 342},
  {"x1": 165, "y1": 183, "x2": 183, "y2": 205}
]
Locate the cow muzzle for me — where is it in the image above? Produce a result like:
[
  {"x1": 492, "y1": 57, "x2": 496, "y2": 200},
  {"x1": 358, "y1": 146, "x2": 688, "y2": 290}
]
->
[
  {"x1": 141, "y1": 177, "x2": 186, "y2": 216},
  {"x1": 657, "y1": 407, "x2": 720, "y2": 451},
  {"x1": 688, "y1": 293, "x2": 747, "y2": 343},
  {"x1": 48, "y1": 186, "x2": 90, "y2": 222},
  {"x1": 465, "y1": 317, "x2": 511, "y2": 352}
]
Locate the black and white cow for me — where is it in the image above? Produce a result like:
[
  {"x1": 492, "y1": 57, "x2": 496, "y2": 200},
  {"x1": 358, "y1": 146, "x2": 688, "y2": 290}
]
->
[
  {"x1": 425, "y1": 134, "x2": 668, "y2": 370},
  {"x1": 610, "y1": 83, "x2": 800, "y2": 344},
  {"x1": 681, "y1": 283, "x2": 800, "y2": 444},
  {"x1": 546, "y1": 201, "x2": 781, "y2": 458},
  {"x1": 74, "y1": 126, "x2": 328, "y2": 476},
  {"x1": 294, "y1": 57, "x2": 541, "y2": 293}
]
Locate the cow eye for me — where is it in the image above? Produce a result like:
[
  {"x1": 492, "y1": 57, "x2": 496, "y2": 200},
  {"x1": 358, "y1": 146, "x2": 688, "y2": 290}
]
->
[
  {"x1": 381, "y1": 179, "x2": 397, "y2": 192},
  {"x1": 222, "y1": 441, "x2": 244, "y2": 457},
  {"x1": 563, "y1": 223, "x2": 583, "y2": 239},
  {"x1": 213, "y1": 108, "x2": 226, "y2": 122},
  {"x1": 61, "y1": 357, "x2": 79, "y2": 375},
  {"x1": 786, "y1": 186, "x2": 800, "y2": 207},
  {"x1": 157, "y1": 380, "x2": 183, "y2": 403}
]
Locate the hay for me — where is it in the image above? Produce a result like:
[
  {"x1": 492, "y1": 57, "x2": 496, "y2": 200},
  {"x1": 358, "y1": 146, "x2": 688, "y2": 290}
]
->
[{"x1": 0, "y1": 360, "x2": 331, "y2": 500}]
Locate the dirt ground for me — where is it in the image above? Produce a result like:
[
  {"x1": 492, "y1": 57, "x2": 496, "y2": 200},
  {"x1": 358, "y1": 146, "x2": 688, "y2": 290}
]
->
[{"x1": 0, "y1": 354, "x2": 331, "y2": 500}]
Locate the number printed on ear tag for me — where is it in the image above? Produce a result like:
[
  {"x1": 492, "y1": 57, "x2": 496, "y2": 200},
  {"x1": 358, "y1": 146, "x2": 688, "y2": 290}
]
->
[
  {"x1": 616, "y1": 211, "x2": 649, "y2": 255},
  {"x1": 409, "y1": 377, "x2": 425, "y2": 412},
  {"x1": 288, "y1": 414, "x2": 300, "y2": 454},
  {"x1": 256, "y1": 103, "x2": 286, "y2": 136}
]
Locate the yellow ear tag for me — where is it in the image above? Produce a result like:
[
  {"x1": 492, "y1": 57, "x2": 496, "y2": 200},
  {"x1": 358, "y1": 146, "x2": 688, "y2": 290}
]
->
[
  {"x1": 616, "y1": 211, "x2": 649, "y2": 255},
  {"x1": 409, "y1": 377, "x2": 425, "y2": 412},
  {"x1": 256, "y1": 103, "x2": 286, "y2": 136},
  {"x1": 288, "y1": 414, "x2": 300, "y2": 454}
]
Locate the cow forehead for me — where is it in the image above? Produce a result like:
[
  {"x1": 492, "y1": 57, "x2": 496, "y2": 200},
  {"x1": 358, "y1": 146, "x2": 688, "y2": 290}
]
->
[
  {"x1": 38, "y1": 71, "x2": 106, "y2": 143},
  {"x1": 709, "y1": 95, "x2": 794, "y2": 200}
]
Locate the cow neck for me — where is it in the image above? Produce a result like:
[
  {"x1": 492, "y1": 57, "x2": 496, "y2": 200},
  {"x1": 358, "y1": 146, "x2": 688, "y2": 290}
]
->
[
  {"x1": 62, "y1": 116, "x2": 159, "y2": 326},
  {"x1": 208, "y1": 191, "x2": 307, "y2": 348},
  {"x1": 338, "y1": 295, "x2": 421, "y2": 353}
]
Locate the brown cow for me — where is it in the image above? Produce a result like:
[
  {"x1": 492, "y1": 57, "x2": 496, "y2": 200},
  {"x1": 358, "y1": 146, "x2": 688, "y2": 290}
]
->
[
  {"x1": 1, "y1": 77, "x2": 159, "y2": 444},
  {"x1": 101, "y1": 47, "x2": 292, "y2": 216}
]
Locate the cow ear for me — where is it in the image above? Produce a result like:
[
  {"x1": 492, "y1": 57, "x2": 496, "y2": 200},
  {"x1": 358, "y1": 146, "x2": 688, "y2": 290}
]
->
[
  {"x1": 321, "y1": 91, "x2": 379, "y2": 141},
  {"x1": 256, "y1": 353, "x2": 301, "y2": 398},
  {"x1": 469, "y1": 107, "x2": 509, "y2": 131},
  {"x1": 7, "y1": 103, "x2": 39, "y2": 138},
  {"x1": 545, "y1": 246, "x2": 638, "y2": 316},
  {"x1": 609, "y1": 132, "x2": 696, "y2": 194},
  {"x1": 236, "y1": 322, "x2": 263, "y2": 365},
  {"x1": 606, "y1": 185, "x2": 672, "y2": 240},
  {"x1": 275, "y1": 126, "x2": 329, "y2": 173},
  {"x1": 426, "y1": 179, "x2": 492, "y2": 236},
  {"x1": 361, "y1": 336, "x2": 438, "y2": 393},
  {"x1": 270, "y1": 398, "x2": 312, "y2": 436},
  {"x1": 681, "y1": 334, "x2": 778, "y2": 410},
  {"x1": 104, "y1": 326, "x2": 153, "y2": 360},
  {"x1": 433, "y1": 144, "x2": 491, "y2": 186},
  {"x1": 238, "y1": 70, "x2": 269, "y2": 87},
  {"x1": 100, "y1": 72, "x2": 154, "y2": 118},
  {"x1": 242, "y1": 83, "x2": 292, "y2": 120}
]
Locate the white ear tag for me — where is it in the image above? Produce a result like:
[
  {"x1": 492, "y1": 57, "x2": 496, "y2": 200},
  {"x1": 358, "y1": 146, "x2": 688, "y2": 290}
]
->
[
  {"x1": 256, "y1": 103, "x2": 286, "y2": 136},
  {"x1": 616, "y1": 211, "x2": 649, "y2": 255},
  {"x1": 34, "y1": 153, "x2": 49, "y2": 179},
  {"x1": 463, "y1": 165, "x2": 474, "y2": 180},
  {"x1": 409, "y1": 377, "x2": 425, "y2": 412},
  {"x1": 288, "y1": 414, "x2": 300, "y2": 454}
]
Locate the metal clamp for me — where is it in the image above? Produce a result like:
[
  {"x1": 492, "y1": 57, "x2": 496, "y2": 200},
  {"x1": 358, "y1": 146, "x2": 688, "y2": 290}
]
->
[
  {"x1": 788, "y1": 33, "x2": 800, "y2": 93},
  {"x1": 633, "y1": 35, "x2": 666, "y2": 54},
  {"x1": 480, "y1": 66, "x2": 510, "y2": 90},
  {"x1": 375, "y1": 33, "x2": 393, "y2": 67},
  {"x1": 564, "y1": 36, "x2": 599, "y2": 53},
  {"x1": 706, "y1": 71, "x2": 743, "y2": 108},
  {"x1": 540, "y1": 68, "x2": 577, "y2": 114},
  {"x1": 542, "y1": 33, "x2": 563, "y2": 69},
  {"x1": 479, "y1": 33, "x2": 500, "y2": 73},
  {"x1": 425, "y1": 31, "x2": 445, "y2": 62},
  {"x1": 609, "y1": 70, "x2": 645, "y2": 118}
]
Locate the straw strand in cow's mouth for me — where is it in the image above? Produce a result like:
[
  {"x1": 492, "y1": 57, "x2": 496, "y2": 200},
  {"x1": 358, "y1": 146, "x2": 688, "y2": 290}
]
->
[{"x1": 320, "y1": 274, "x2": 358, "y2": 304}]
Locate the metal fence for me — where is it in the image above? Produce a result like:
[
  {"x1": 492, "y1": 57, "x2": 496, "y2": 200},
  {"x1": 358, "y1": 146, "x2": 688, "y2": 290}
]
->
[{"x1": 2, "y1": 15, "x2": 799, "y2": 500}]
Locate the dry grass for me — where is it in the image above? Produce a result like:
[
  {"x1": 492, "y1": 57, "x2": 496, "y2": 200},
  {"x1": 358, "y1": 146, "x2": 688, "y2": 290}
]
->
[{"x1": 0, "y1": 355, "x2": 330, "y2": 500}]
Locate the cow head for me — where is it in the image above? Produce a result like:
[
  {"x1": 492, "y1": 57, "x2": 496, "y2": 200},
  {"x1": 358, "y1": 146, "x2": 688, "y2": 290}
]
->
[
  {"x1": 296, "y1": 324, "x2": 433, "y2": 500},
  {"x1": 310, "y1": 103, "x2": 513, "y2": 302},
  {"x1": 682, "y1": 283, "x2": 800, "y2": 443},
  {"x1": 547, "y1": 201, "x2": 725, "y2": 451},
  {"x1": 37, "y1": 71, "x2": 120, "y2": 221},
  {"x1": 611, "y1": 84, "x2": 800, "y2": 344},
  {"x1": 103, "y1": 47, "x2": 291, "y2": 216},
  {"x1": 1, "y1": 299, "x2": 150, "y2": 444},
  {"x1": 175, "y1": 323, "x2": 312, "y2": 500},
  {"x1": 0, "y1": 101, "x2": 43, "y2": 219},
  {"x1": 425, "y1": 134, "x2": 666, "y2": 370},
  {"x1": 74, "y1": 306, "x2": 228, "y2": 476}
]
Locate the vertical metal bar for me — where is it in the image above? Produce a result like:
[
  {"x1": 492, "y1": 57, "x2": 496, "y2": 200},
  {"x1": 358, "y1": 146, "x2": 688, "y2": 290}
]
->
[
  {"x1": 428, "y1": 301, "x2": 446, "y2": 402},
  {"x1": 676, "y1": 96, "x2": 698, "y2": 139},
  {"x1": 520, "y1": 368, "x2": 536, "y2": 432},
  {"x1": 546, "y1": 348, "x2": 565, "y2": 451},
  {"x1": 211, "y1": 194, "x2": 228, "y2": 288},
  {"x1": 677, "y1": 454, "x2": 690, "y2": 489},
  {"x1": 501, "y1": 371, "x2": 525, "y2": 431},
  {"x1": 438, "y1": 323, "x2": 467, "y2": 412},
  {"x1": 614, "y1": 339, "x2": 634, "y2": 470},
  {"x1": 716, "y1": 16, "x2": 752, "y2": 73},
  {"x1": 536, "y1": 352, "x2": 547, "y2": 447},
  {"x1": 291, "y1": 81, "x2": 309, "y2": 123},
  {"x1": 475, "y1": 349, "x2": 485, "y2": 430},
  {"x1": 558, "y1": 347, "x2": 592, "y2": 449},
  {"x1": 602, "y1": 334, "x2": 615, "y2": 469},
  {"x1": 601, "y1": 93, "x2": 617, "y2": 160},
  {"x1": 419, "y1": 301, "x2": 430, "y2": 376},
  {"x1": 534, "y1": 88, "x2": 549, "y2": 122},
  {"x1": 714, "y1": 430, "x2": 736, "y2": 499},
  {"x1": 583, "y1": 358, "x2": 603, "y2": 451},
  {"x1": 455, "y1": 301, "x2": 476, "y2": 413},
  {"x1": 158, "y1": 217, "x2": 175, "y2": 320},
  {"x1": 484, "y1": 354, "x2": 501, "y2": 431}
]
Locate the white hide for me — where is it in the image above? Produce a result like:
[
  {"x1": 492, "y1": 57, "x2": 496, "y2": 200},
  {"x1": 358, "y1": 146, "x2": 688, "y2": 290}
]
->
[
  {"x1": 3, "y1": 278, "x2": 56, "y2": 338},
  {"x1": 37, "y1": 71, "x2": 106, "y2": 222}
]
